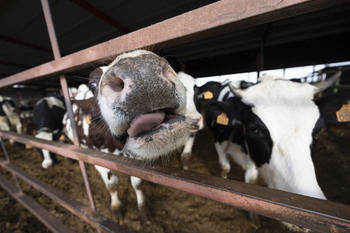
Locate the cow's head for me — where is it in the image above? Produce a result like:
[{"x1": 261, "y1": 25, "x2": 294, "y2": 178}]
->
[
  {"x1": 208, "y1": 77, "x2": 326, "y2": 199},
  {"x1": 88, "y1": 50, "x2": 201, "y2": 160}
]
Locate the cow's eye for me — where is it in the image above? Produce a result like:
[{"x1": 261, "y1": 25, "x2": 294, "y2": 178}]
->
[{"x1": 89, "y1": 82, "x2": 98, "y2": 92}]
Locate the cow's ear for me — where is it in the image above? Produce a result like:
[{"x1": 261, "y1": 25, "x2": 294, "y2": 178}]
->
[{"x1": 74, "y1": 99, "x2": 95, "y2": 114}]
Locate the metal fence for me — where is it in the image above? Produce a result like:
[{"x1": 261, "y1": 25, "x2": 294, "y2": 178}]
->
[{"x1": 0, "y1": 0, "x2": 350, "y2": 232}]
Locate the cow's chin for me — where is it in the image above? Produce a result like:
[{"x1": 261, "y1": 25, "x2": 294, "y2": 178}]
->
[{"x1": 122, "y1": 115, "x2": 191, "y2": 161}]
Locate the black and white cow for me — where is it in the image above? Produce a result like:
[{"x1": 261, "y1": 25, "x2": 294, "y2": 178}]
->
[
  {"x1": 32, "y1": 94, "x2": 66, "y2": 168},
  {"x1": 194, "y1": 80, "x2": 257, "y2": 181},
  {"x1": 208, "y1": 76, "x2": 327, "y2": 200},
  {"x1": 316, "y1": 90, "x2": 350, "y2": 127},
  {"x1": 202, "y1": 76, "x2": 328, "y2": 231},
  {"x1": 0, "y1": 96, "x2": 22, "y2": 140}
]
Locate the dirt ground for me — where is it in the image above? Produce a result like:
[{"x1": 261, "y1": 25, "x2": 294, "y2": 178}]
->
[{"x1": 0, "y1": 125, "x2": 349, "y2": 233}]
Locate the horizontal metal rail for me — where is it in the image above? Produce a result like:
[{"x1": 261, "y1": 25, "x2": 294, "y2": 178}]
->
[
  {"x1": 1, "y1": 130, "x2": 350, "y2": 233},
  {"x1": 0, "y1": 174, "x2": 74, "y2": 233},
  {"x1": 0, "y1": 0, "x2": 347, "y2": 88},
  {"x1": 0, "y1": 159, "x2": 133, "y2": 233}
]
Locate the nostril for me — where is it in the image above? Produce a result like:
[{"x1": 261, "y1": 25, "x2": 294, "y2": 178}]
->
[{"x1": 108, "y1": 77, "x2": 124, "y2": 92}]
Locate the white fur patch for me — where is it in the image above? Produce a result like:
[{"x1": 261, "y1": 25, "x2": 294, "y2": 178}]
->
[
  {"x1": 242, "y1": 78, "x2": 325, "y2": 199},
  {"x1": 36, "y1": 96, "x2": 65, "y2": 110},
  {"x1": 178, "y1": 72, "x2": 203, "y2": 130},
  {"x1": 109, "y1": 50, "x2": 154, "y2": 68},
  {"x1": 75, "y1": 84, "x2": 93, "y2": 100}
]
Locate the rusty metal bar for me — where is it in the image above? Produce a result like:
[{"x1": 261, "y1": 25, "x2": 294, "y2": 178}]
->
[
  {"x1": 41, "y1": 0, "x2": 97, "y2": 213},
  {"x1": 0, "y1": 174, "x2": 74, "y2": 233},
  {"x1": 59, "y1": 75, "x2": 80, "y2": 146},
  {"x1": 41, "y1": 0, "x2": 61, "y2": 59},
  {"x1": 0, "y1": 0, "x2": 348, "y2": 89},
  {"x1": 0, "y1": 159, "x2": 134, "y2": 233},
  {"x1": 0, "y1": 137, "x2": 22, "y2": 190},
  {"x1": 0, "y1": 137, "x2": 10, "y2": 161},
  {"x1": 60, "y1": 72, "x2": 97, "y2": 211},
  {"x1": 2, "y1": 131, "x2": 349, "y2": 233}
]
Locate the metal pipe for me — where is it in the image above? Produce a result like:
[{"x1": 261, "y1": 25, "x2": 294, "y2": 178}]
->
[
  {"x1": 0, "y1": 137, "x2": 22, "y2": 190},
  {"x1": 0, "y1": 137, "x2": 10, "y2": 161},
  {"x1": 0, "y1": 160, "x2": 134, "y2": 233},
  {"x1": 1, "y1": 131, "x2": 349, "y2": 233},
  {"x1": 0, "y1": 174, "x2": 74, "y2": 233},
  {"x1": 40, "y1": 0, "x2": 97, "y2": 213}
]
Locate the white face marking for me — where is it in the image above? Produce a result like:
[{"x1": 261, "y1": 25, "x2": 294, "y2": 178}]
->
[{"x1": 98, "y1": 94, "x2": 129, "y2": 136}]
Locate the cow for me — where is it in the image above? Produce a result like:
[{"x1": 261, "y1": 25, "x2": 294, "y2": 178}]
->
[
  {"x1": 63, "y1": 82, "x2": 137, "y2": 223},
  {"x1": 227, "y1": 76, "x2": 326, "y2": 198},
  {"x1": 0, "y1": 96, "x2": 22, "y2": 142},
  {"x1": 62, "y1": 55, "x2": 203, "y2": 222},
  {"x1": 200, "y1": 76, "x2": 326, "y2": 231},
  {"x1": 315, "y1": 90, "x2": 350, "y2": 127},
  {"x1": 194, "y1": 80, "x2": 257, "y2": 180},
  {"x1": 64, "y1": 50, "x2": 202, "y2": 222},
  {"x1": 32, "y1": 94, "x2": 66, "y2": 169}
]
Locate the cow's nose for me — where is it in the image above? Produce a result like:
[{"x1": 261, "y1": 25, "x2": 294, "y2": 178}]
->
[
  {"x1": 99, "y1": 73, "x2": 128, "y2": 103},
  {"x1": 106, "y1": 76, "x2": 124, "y2": 93}
]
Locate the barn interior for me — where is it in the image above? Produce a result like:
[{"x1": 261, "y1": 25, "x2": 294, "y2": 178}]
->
[
  {"x1": 1, "y1": 0, "x2": 350, "y2": 99},
  {"x1": 1, "y1": 1, "x2": 350, "y2": 233}
]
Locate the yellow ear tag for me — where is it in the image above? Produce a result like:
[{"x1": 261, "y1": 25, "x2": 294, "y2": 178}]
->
[
  {"x1": 216, "y1": 112, "x2": 229, "y2": 125},
  {"x1": 86, "y1": 114, "x2": 92, "y2": 125},
  {"x1": 336, "y1": 101, "x2": 350, "y2": 122},
  {"x1": 59, "y1": 134, "x2": 65, "y2": 141},
  {"x1": 204, "y1": 90, "x2": 214, "y2": 100}
]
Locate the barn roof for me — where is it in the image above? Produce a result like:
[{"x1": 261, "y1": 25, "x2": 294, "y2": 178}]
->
[{"x1": 1, "y1": 0, "x2": 350, "y2": 90}]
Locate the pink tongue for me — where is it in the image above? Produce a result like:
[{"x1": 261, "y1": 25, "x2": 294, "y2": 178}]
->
[{"x1": 127, "y1": 111, "x2": 165, "y2": 137}]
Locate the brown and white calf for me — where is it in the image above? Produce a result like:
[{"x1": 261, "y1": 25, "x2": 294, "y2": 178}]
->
[
  {"x1": 63, "y1": 83, "x2": 129, "y2": 222},
  {"x1": 63, "y1": 50, "x2": 203, "y2": 222}
]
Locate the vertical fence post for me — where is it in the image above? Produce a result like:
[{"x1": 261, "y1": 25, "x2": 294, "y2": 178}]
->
[{"x1": 40, "y1": 0, "x2": 98, "y2": 219}]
